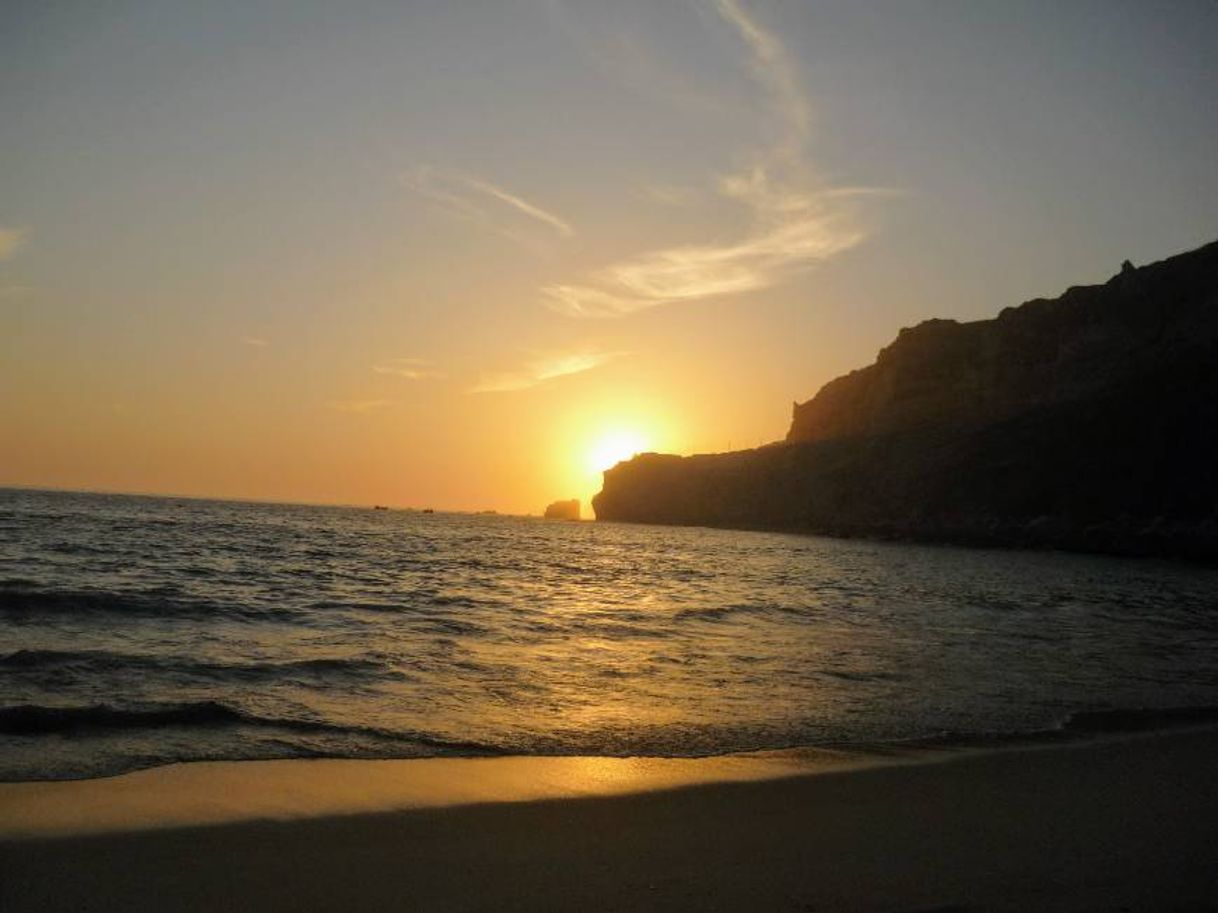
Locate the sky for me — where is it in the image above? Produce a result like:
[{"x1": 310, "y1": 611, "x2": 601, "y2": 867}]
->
[{"x1": 3, "y1": 0, "x2": 1217, "y2": 513}]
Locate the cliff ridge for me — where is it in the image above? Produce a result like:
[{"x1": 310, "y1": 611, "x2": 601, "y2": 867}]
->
[{"x1": 594, "y1": 241, "x2": 1218, "y2": 559}]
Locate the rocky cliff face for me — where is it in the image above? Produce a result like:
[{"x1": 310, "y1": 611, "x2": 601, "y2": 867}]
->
[
  {"x1": 788, "y1": 249, "x2": 1218, "y2": 444},
  {"x1": 594, "y1": 241, "x2": 1218, "y2": 559}
]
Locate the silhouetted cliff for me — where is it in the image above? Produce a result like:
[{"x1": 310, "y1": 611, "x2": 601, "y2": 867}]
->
[{"x1": 593, "y1": 241, "x2": 1218, "y2": 559}]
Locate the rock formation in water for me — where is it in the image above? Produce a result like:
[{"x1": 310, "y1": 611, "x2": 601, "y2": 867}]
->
[
  {"x1": 544, "y1": 499, "x2": 581, "y2": 521},
  {"x1": 593, "y1": 240, "x2": 1218, "y2": 559}
]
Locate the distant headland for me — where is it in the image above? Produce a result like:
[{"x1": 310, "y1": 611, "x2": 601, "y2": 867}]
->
[{"x1": 594, "y1": 239, "x2": 1218, "y2": 560}]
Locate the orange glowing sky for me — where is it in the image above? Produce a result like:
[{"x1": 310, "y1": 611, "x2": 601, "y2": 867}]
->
[{"x1": 2, "y1": 2, "x2": 1216, "y2": 513}]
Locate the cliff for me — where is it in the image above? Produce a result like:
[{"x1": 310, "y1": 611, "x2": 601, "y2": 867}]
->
[{"x1": 593, "y1": 240, "x2": 1218, "y2": 559}]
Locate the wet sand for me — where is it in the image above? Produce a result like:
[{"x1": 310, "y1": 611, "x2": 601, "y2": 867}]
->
[{"x1": 3, "y1": 729, "x2": 1217, "y2": 912}]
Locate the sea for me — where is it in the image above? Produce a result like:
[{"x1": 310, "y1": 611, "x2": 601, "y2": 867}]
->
[{"x1": 2, "y1": 487, "x2": 1217, "y2": 781}]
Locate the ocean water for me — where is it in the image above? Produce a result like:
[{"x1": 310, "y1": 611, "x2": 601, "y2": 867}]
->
[{"x1": 2, "y1": 487, "x2": 1217, "y2": 781}]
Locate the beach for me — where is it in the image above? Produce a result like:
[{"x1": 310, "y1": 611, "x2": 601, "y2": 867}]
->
[
  {"x1": 3, "y1": 728, "x2": 1216, "y2": 912},
  {"x1": 7, "y1": 1, "x2": 1218, "y2": 910}
]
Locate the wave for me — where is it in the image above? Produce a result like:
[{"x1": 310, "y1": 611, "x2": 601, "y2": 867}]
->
[
  {"x1": 0, "y1": 582, "x2": 296, "y2": 622},
  {"x1": 0, "y1": 648, "x2": 398, "y2": 682},
  {"x1": 0, "y1": 700, "x2": 502, "y2": 755},
  {"x1": 672, "y1": 602, "x2": 794, "y2": 623},
  {"x1": 0, "y1": 700, "x2": 256, "y2": 735},
  {"x1": 307, "y1": 594, "x2": 500, "y2": 616},
  {"x1": 862, "y1": 705, "x2": 1218, "y2": 754},
  {"x1": 43, "y1": 541, "x2": 115, "y2": 557},
  {"x1": 3, "y1": 698, "x2": 1216, "y2": 784}
]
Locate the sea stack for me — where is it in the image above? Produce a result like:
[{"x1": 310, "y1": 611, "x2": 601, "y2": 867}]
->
[{"x1": 544, "y1": 499, "x2": 580, "y2": 521}]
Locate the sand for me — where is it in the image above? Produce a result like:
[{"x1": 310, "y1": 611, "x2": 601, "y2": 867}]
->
[{"x1": 2, "y1": 729, "x2": 1217, "y2": 912}]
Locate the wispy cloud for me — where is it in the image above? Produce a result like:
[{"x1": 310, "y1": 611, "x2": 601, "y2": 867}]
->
[
  {"x1": 545, "y1": 1, "x2": 882, "y2": 318},
  {"x1": 545, "y1": 185, "x2": 864, "y2": 317},
  {"x1": 240, "y1": 336, "x2": 269, "y2": 347},
  {"x1": 0, "y1": 227, "x2": 27, "y2": 261},
  {"x1": 464, "y1": 177, "x2": 573, "y2": 238},
  {"x1": 637, "y1": 183, "x2": 697, "y2": 207},
  {"x1": 372, "y1": 357, "x2": 442, "y2": 380},
  {"x1": 329, "y1": 398, "x2": 395, "y2": 414},
  {"x1": 405, "y1": 166, "x2": 573, "y2": 248},
  {"x1": 544, "y1": 2, "x2": 735, "y2": 120},
  {"x1": 714, "y1": 0, "x2": 809, "y2": 159},
  {"x1": 471, "y1": 349, "x2": 627, "y2": 394}
]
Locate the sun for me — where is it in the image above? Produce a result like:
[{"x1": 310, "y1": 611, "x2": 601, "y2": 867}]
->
[{"x1": 586, "y1": 428, "x2": 649, "y2": 474}]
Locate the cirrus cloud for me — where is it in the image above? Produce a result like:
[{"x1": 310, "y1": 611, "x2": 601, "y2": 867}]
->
[
  {"x1": 470, "y1": 349, "x2": 628, "y2": 394},
  {"x1": 372, "y1": 357, "x2": 443, "y2": 380},
  {"x1": 404, "y1": 166, "x2": 573, "y2": 249},
  {"x1": 329, "y1": 398, "x2": 395, "y2": 414},
  {"x1": 544, "y1": 1, "x2": 887, "y2": 318}
]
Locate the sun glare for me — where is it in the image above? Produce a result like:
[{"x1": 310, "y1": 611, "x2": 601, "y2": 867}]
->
[{"x1": 587, "y1": 429, "x2": 649, "y2": 474}]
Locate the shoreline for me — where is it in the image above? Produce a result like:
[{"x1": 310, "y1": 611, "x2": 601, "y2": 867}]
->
[
  {"x1": 3, "y1": 727, "x2": 1217, "y2": 911},
  {"x1": 0, "y1": 746, "x2": 869, "y2": 840},
  {"x1": 5, "y1": 700, "x2": 1216, "y2": 791},
  {"x1": 2, "y1": 721, "x2": 1216, "y2": 837}
]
